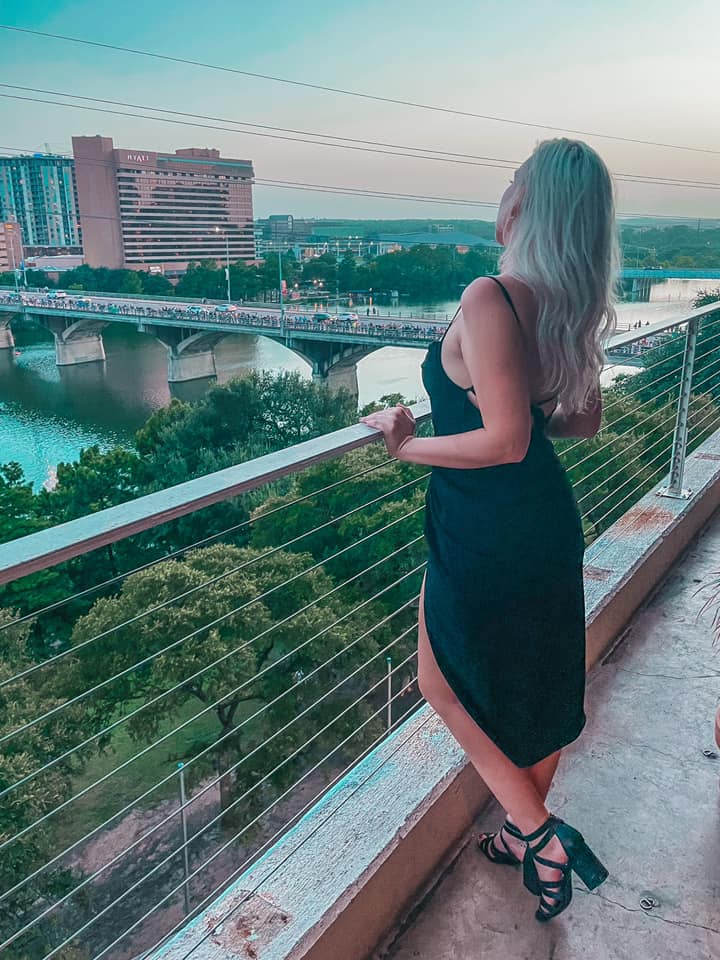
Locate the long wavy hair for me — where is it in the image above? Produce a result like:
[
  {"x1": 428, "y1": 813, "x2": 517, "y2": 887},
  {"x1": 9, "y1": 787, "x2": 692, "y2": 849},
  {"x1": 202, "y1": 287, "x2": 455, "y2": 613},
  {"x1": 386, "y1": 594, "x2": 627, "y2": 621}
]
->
[{"x1": 499, "y1": 138, "x2": 620, "y2": 413}]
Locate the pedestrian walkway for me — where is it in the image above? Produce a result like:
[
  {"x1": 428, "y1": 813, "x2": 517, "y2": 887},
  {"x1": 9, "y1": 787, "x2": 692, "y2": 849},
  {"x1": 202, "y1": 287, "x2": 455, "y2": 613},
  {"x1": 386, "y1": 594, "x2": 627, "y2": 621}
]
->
[{"x1": 383, "y1": 511, "x2": 720, "y2": 960}]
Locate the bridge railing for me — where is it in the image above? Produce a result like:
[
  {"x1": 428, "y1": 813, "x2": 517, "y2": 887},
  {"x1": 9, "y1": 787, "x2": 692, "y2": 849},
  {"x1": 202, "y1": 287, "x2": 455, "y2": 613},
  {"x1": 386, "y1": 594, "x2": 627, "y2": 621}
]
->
[
  {"x1": 0, "y1": 302, "x2": 719, "y2": 960},
  {"x1": 1, "y1": 289, "x2": 714, "y2": 347}
]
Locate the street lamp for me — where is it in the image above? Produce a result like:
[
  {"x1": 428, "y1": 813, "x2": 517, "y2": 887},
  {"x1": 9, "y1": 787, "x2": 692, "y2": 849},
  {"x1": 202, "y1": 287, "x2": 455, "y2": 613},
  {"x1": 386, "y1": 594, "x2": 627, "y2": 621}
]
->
[
  {"x1": 278, "y1": 250, "x2": 285, "y2": 333},
  {"x1": 214, "y1": 226, "x2": 231, "y2": 303}
]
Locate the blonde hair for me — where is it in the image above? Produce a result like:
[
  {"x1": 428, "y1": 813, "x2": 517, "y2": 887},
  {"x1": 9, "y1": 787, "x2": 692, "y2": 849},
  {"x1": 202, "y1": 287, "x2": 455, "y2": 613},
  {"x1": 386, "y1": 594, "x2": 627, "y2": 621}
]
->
[{"x1": 500, "y1": 138, "x2": 619, "y2": 412}]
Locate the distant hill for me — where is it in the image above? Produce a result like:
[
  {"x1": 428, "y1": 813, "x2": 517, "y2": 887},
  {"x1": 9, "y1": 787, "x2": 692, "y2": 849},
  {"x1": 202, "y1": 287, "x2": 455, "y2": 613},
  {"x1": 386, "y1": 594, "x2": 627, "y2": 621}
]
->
[
  {"x1": 294, "y1": 217, "x2": 720, "y2": 236},
  {"x1": 618, "y1": 217, "x2": 720, "y2": 230},
  {"x1": 302, "y1": 219, "x2": 499, "y2": 239}
]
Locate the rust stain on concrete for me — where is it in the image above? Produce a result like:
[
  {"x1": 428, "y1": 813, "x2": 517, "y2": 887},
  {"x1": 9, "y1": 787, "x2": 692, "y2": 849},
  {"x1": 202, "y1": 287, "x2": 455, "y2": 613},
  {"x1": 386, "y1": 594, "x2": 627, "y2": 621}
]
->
[
  {"x1": 584, "y1": 565, "x2": 613, "y2": 581},
  {"x1": 620, "y1": 504, "x2": 675, "y2": 532},
  {"x1": 694, "y1": 453, "x2": 720, "y2": 461},
  {"x1": 204, "y1": 890, "x2": 291, "y2": 957}
]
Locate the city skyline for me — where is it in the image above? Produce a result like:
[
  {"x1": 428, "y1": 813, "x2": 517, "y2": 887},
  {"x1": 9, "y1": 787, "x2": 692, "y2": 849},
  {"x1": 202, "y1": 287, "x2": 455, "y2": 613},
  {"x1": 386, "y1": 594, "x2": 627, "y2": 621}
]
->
[{"x1": 1, "y1": 1, "x2": 719, "y2": 222}]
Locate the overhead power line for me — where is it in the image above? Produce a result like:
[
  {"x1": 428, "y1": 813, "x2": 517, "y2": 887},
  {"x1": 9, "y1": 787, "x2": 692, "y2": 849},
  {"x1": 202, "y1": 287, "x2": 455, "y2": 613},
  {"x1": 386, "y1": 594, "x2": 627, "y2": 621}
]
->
[
  {"x1": 0, "y1": 143, "x2": 718, "y2": 224},
  {"x1": 2, "y1": 87, "x2": 720, "y2": 196},
  {"x1": 2, "y1": 23, "x2": 719, "y2": 157}
]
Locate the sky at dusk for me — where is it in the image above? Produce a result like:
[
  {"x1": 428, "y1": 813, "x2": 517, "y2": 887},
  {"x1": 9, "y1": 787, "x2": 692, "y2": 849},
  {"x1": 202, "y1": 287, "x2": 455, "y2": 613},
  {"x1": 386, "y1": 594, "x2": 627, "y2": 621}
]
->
[{"x1": 1, "y1": 0, "x2": 719, "y2": 221}]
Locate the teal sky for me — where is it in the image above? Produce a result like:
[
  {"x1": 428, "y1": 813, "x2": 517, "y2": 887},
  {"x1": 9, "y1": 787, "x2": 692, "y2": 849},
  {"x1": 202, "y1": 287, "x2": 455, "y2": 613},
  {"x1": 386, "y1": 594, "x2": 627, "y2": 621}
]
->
[{"x1": 1, "y1": 1, "x2": 719, "y2": 220}]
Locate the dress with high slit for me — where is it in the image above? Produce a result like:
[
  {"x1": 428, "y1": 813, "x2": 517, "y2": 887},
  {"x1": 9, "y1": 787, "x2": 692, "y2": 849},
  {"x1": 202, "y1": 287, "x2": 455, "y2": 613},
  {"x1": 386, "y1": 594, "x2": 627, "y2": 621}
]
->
[{"x1": 420, "y1": 276, "x2": 587, "y2": 767}]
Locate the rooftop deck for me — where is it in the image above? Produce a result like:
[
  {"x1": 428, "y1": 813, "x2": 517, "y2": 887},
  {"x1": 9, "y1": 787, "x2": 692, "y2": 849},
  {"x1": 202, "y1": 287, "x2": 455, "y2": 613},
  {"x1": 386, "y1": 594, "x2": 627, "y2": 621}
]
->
[{"x1": 383, "y1": 510, "x2": 720, "y2": 960}]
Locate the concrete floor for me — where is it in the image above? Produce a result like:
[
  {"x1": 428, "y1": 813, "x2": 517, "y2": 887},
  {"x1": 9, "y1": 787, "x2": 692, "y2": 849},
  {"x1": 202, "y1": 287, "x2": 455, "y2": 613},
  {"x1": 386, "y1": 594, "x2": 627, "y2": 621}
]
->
[{"x1": 383, "y1": 512, "x2": 720, "y2": 960}]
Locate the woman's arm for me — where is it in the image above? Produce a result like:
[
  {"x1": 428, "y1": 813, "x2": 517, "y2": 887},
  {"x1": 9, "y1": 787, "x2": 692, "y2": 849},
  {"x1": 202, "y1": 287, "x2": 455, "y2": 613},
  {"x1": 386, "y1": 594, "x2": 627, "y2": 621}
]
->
[{"x1": 360, "y1": 278, "x2": 532, "y2": 469}]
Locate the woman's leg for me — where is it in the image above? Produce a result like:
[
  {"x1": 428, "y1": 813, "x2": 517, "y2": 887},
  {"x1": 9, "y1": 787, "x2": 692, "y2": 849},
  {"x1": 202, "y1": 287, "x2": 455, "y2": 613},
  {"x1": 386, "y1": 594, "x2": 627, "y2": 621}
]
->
[
  {"x1": 417, "y1": 575, "x2": 551, "y2": 838},
  {"x1": 528, "y1": 750, "x2": 561, "y2": 801}
]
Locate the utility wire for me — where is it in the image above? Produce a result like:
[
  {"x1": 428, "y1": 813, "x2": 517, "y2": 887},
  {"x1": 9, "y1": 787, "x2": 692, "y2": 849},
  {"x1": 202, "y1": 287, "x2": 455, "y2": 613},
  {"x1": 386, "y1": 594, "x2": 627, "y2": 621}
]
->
[
  {"x1": 2, "y1": 86, "x2": 720, "y2": 193},
  {"x1": 2, "y1": 24, "x2": 719, "y2": 156},
  {"x1": 1, "y1": 147, "x2": 718, "y2": 225}
]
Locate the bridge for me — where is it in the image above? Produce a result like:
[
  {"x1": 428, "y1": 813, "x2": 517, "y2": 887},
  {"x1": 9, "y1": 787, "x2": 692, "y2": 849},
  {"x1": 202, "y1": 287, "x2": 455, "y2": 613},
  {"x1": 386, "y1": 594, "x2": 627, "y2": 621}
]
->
[
  {"x1": 619, "y1": 267, "x2": 720, "y2": 302},
  {"x1": 0, "y1": 278, "x2": 710, "y2": 393},
  {"x1": 0, "y1": 291, "x2": 449, "y2": 395}
]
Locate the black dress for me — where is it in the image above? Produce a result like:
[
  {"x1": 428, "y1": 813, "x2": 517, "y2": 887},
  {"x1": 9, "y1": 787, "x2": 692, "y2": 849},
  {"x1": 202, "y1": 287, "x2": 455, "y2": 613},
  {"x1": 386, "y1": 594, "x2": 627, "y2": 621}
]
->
[{"x1": 420, "y1": 277, "x2": 587, "y2": 768}]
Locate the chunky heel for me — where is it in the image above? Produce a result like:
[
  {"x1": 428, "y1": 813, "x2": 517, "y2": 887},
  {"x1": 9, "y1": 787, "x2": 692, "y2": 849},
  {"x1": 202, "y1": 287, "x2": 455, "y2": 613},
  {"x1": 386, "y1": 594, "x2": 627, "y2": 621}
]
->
[
  {"x1": 520, "y1": 815, "x2": 608, "y2": 922},
  {"x1": 554, "y1": 823, "x2": 608, "y2": 890}
]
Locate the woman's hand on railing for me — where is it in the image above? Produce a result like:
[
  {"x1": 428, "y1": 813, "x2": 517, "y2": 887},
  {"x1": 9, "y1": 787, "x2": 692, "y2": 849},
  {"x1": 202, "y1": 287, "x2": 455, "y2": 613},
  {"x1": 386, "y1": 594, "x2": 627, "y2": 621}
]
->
[{"x1": 359, "y1": 404, "x2": 416, "y2": 458}]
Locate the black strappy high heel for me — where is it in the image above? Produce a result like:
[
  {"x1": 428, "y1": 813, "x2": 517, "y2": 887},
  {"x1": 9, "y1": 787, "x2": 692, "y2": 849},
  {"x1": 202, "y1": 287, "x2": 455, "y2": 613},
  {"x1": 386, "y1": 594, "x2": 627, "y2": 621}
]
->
[
  {"x1": 521, "y1": 815, "x2": 608, "y2": 922},
  {"x1": 476, "y1": 819, "x2": 537, "y2": 878}
]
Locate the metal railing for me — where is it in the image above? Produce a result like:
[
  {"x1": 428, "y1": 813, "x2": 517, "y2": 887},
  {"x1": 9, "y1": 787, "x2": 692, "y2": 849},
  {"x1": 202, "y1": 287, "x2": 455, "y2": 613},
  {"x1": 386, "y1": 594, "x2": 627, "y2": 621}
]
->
[{"x1": 0, "y1": 301, "x2": 719, "y2": 960}]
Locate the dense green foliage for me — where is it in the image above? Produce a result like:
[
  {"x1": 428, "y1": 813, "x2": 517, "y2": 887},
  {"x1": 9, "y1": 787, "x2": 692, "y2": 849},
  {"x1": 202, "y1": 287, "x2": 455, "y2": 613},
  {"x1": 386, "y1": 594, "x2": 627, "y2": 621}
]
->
[{"x1": 3, "y1": 222, "x2": 717, "y2": 305}]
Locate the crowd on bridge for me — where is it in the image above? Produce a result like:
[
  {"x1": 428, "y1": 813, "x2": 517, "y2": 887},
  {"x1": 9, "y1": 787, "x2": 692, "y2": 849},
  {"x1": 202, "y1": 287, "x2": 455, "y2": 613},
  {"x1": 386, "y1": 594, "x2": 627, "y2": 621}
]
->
[{"x1": 0, "y1": 291, "x2": 446, "y2": 344}]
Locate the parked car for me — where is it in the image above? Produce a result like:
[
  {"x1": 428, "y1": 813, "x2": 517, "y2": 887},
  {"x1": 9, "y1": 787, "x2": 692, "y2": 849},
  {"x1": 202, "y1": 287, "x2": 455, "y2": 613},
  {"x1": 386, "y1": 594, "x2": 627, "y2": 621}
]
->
[
  {"x1": 47, "y1": 290, "x2": 68, "y2": 299},
  {"x1": 312, "y1": 312, "x2": 332, "y2": 322},
  {"x1": 215, "y1": 304, "x2": 238, "y2": 313},
  {"x1": 338, "y1": 312, "x2": 359, "y2": 322}
]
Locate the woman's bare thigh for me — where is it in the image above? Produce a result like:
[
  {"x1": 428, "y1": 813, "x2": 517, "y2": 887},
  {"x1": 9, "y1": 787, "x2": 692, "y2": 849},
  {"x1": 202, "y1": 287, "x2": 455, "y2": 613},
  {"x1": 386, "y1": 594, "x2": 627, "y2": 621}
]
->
[{"x1": 417, "y1": 571, "x2": 461, "y2": 709}]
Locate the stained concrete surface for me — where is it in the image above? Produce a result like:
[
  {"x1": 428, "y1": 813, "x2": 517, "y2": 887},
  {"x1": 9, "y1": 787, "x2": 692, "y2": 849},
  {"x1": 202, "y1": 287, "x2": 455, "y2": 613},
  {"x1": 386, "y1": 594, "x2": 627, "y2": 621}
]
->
[{"x1": 383, "y1": 511, "x2": 720, "y2": 960}]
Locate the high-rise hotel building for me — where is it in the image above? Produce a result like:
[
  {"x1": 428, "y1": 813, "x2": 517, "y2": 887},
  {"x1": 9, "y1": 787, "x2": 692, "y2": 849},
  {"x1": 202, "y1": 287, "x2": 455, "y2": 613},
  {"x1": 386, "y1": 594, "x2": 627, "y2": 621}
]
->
[
  {"x1": 72, "y1": 136, "x2": 256, "y2": 273},
  {"x1": 0, "y1": 154, "x2": 82, "y2": 255}
]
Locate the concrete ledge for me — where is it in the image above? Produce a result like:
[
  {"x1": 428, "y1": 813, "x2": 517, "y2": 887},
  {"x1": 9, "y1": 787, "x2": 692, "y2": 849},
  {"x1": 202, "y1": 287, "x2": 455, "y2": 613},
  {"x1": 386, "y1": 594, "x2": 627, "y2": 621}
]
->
[{"x1": 152, "y1": 428, "x2": 720, "y2": 960}]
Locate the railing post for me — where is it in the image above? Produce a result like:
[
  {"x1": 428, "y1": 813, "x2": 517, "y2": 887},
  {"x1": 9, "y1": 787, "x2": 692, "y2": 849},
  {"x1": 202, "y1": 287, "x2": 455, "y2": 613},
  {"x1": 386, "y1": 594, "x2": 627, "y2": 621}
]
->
[
  {"x1": 659, "y1": 317, "x2": 700, "y2": 499},
  {"x1": 178, "y1": 762, "x2": 191, "y2": 916},
  {"x1": 386, "y1": 655, "x2": 392, "y2": 730}
]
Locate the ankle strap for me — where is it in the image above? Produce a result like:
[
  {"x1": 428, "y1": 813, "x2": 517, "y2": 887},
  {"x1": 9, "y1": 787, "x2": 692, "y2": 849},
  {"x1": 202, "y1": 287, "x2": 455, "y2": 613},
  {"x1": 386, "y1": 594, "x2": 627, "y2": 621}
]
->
[
  {"x1": 502, "y1": 819, "x2": 524, "y2": 840},
  {"x1": 521, "y1": 814, "x2": 563, "y2": 848}
]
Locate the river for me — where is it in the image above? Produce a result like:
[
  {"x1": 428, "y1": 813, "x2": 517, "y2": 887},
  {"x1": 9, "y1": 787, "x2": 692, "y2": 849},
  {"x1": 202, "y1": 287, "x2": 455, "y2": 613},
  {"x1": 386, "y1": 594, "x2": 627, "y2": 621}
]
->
[{"x1": 0, "y1": 279, "x2": 712, "y2": 488}]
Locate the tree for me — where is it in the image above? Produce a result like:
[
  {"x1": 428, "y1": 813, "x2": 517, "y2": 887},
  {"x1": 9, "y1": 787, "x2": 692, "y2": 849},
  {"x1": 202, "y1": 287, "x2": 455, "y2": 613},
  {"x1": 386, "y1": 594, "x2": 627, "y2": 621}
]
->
[
  {"x1": 256, "y1": 253, "x2": 299, "y2": 299},
  {"x1": 135, "y1": 371, "x2": 357, "y2": 483},
  {"x1": 337, "y1": 251, "x2": 357, "y2": 293},
  {"x1": 117, "y1": 271, "x2": 143, "y2": 294},
  {"x1": 174, "y1": 260, "x2": 224, "y2": 300},
  {"x1": 0, "y1": 464, "x2": 70, "y2": 619},
  {"x1": 66, "y1": 545, "x2": 388, "y2": 820},
  {"x1": 138, "y1": 271, "x2": 174, "y2": 296},
  {"x1": 0, "y1": 609, "x2": 89, "y2": 960}
]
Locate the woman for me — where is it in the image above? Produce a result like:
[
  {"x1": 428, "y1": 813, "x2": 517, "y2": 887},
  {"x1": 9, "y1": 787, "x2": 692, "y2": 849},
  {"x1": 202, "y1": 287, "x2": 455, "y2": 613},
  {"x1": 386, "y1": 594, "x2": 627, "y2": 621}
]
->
[{"x1": 360, "y1": 138, "x2": 618, "y2": 922}]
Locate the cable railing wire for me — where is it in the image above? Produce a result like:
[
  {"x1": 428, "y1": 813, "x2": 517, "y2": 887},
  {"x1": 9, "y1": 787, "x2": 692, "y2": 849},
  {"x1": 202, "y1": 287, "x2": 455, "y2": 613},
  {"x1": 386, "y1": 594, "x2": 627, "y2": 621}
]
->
[
  {"x1": 28, "y1": 649, "x2": 422, "y2": 960},
  {"x1": 0, "y1": 556, "x2": 425, "y2": 867},
  {"x1": 0, "y1": 546, "x2": 423, "y2": 863},
  {"x1": 2, "y1": 615, "x2": 420, "y2": 952},
  {"x1": 581, "y1": 442, "x2": 681, "y2": 533},
  {"x1": 125, "y1": 676, "x2": 431, "y2": 960},
  {"x1": 0, "y1": 565, "x2": 423, "y2": 902},
  {"x1": 86, "y1": 659, "x2": 423, "y2": 960},
  {"x1": 0, "y1": 453, "x2": 399, "y2": 639},
  {"x1": 141, "y1": 683, "x2": 422, "y2": 960},
  {"x1": 3, "y1": 26, "x2": 719, "y2": 157},
  {"x1": 571, "y1": 355, "x2": 720, "y2": 493},
  {"x1": 0, "y1": 488, "x2": 427, "y2": 745}
]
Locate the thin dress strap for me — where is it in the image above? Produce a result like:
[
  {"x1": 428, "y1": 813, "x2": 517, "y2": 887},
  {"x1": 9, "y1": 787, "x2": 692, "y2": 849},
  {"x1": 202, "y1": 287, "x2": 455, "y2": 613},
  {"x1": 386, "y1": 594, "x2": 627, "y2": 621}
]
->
[
  {"x1": 448, "y1": 276, "x2": 558, "y2": 412},
  {"x1": 487, "y1": 275, "x2": 522, "y2": 327},
  {"x1": 439, "y1": 304, "x2": 462, "y2": 345}
]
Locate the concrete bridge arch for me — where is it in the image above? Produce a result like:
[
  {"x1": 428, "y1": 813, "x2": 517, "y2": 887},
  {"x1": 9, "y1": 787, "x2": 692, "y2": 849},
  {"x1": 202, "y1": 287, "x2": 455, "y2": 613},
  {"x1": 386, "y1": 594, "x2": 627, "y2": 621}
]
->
[
  {"x1": 40, "y1": 316, "x2": 108, "y2": 365},
  {"x1": 281, "y1": 336, "x2": 377, "y2": 395},
  {"x1": 140, "y1": 324, "x2": 227, "y2": 382}
]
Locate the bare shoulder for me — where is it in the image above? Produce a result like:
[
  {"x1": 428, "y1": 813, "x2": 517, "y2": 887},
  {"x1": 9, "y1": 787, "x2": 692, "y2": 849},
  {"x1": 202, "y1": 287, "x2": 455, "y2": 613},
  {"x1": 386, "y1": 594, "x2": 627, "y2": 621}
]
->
[
  {"x1": 459, "y1": 276, "x2": 523, "y2": 346},
  {"x1": 460, "y1": 276, "x2": 506, "y2": 313}
]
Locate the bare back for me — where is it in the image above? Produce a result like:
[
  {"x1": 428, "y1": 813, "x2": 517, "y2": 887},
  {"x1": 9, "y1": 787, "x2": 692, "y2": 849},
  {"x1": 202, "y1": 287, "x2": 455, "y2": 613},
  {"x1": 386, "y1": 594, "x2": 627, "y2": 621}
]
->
[{"x1": 440, "y1": 275, "x2": 557, "y2": 420}]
